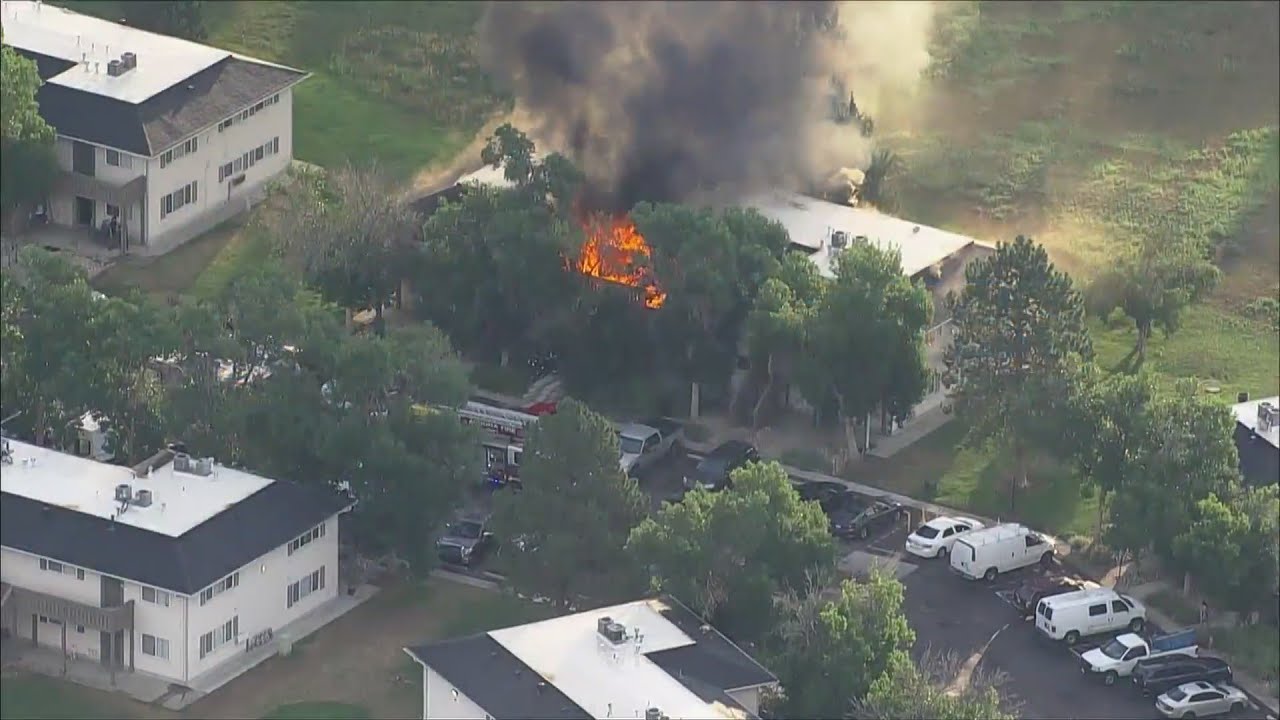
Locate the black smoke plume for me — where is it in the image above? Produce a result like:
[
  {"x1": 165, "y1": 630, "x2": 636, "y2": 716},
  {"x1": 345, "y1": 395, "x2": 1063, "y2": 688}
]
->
[{"x1": 479, "y1": 1, "x2": 894, "y2": 213}]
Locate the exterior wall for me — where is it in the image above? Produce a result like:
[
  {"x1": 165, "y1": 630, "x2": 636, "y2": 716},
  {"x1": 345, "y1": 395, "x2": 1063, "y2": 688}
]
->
[
  {"x1": 727, "y1": 686, "x2": 767, "y2": 717},
  {"x1": 185, "y1": 510, "x2": 339, "y2": 684},
  {"x1": 146, "y1": 85, "x2": 295, "y2": 254},
  {"x1": 49, "y1": 136, "x2": 145, "y2": 245},
  {"x1": 422, "y1": 664, "x2": 489, "y2": 720}
]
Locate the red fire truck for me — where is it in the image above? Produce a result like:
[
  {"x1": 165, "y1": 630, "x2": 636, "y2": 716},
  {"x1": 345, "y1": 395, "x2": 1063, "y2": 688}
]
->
[{"x1": 457, "y1": 401, "x2": 542, "y2": 488}]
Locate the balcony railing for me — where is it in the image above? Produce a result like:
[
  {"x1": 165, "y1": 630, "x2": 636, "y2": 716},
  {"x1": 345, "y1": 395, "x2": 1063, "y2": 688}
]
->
[{"x1": 57, "y1": 171, "x2": 146, "y2": 209}]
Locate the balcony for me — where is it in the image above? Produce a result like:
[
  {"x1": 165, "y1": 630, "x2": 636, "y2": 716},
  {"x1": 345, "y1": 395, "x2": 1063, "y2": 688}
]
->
[{"x1": 56, "y1": 171, "x2": 146, "y2": 209}]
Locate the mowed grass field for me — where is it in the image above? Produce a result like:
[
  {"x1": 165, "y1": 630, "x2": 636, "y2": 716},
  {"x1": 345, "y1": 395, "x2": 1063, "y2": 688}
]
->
[{"x1": 61, "y1": 1, "x2": 508, "y2": 182}]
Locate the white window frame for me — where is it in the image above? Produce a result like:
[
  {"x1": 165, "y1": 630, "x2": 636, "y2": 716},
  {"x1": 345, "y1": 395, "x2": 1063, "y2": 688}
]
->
[
  {"x1": 287, "y1": 565, "x2": 326, "y2": 609},
  {"x1": 141, "y1": 633, "x2": 170, "y2": 659},
  {"x1": 287, "y1": 522, "x2": 325, "y2": 556},
  {"x1": 199, "y1": 571, "x2": 240, "y2": 606},
  {"x1": 39, "y1": 558, "x2": 85, "y2": 580},
  {"x1": 198, "y1": 615, "x2": 239, "y2": 659},
  {"x1": 141, "y1": 586, "x2": 171, "y2": 607}
]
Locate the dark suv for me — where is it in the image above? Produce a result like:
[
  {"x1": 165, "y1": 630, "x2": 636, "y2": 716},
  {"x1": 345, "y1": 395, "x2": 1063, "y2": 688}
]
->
[
  {"x1": 684, "y1": 441, "x2": 760, "y2": 492},
  {"x1": 435, "y1": 515, "x2": 494, "y2": 567},
  {"x1": 1133, "y1": 656, "x2": 1232, "y2": 697}
]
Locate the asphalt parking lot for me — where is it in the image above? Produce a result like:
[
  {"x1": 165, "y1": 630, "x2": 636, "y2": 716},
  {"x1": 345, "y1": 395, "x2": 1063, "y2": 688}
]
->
[{"x1": 846, "y1": 522, "x2": 1268, "y2": 720}]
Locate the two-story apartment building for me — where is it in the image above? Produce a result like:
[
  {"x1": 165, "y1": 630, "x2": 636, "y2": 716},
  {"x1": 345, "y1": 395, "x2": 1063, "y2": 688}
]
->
[
  {"x1": 0, "y1": 438, "x2": 352, "y2": 687},
  {"x1": 1, "y1": 0, "x2": 307, "y2": 254}
]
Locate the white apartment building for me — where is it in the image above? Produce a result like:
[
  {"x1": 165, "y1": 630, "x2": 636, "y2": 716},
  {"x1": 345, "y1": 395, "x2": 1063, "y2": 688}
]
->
[
  {"x1": 0, "y1": 438, "x2": 352, "y2": 686},
  {"x1": 404, "y1": 596, "x2": 779, "y2": 720},
  {"x1": 1, "y1": 0, "x2": 308, "y2": 255}
]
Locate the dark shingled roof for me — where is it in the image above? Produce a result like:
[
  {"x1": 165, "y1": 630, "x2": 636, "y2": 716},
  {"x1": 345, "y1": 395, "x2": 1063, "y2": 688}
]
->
[
  {"x1": 1235, "y1": 422, "x2": 1280, "y2": 487},
  {"x1": 647, "y1": 597, "x2": 779, "y2": 693},
  {"x1": 1, "y1": 481, "x2": 352, "y2": 595},
  {"x1": 405, "y1": 595, "x2": 777, "y2": 719},
  {"x1": 406, "y1": 634, "x2": 592, "y2": 720},
  {"x1": 12, "y1": 48, "x2": 305, "y2": 157}
]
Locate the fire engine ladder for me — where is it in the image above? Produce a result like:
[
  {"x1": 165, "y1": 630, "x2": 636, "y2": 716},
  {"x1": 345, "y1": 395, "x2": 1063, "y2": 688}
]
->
[{"x1": 458, "y1": 401, "x2": 539, "y2": 436}]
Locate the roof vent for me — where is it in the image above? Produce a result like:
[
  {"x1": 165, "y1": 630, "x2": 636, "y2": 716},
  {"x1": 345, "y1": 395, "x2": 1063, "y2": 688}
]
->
[
  {"x1": 107, "y1": 59, "x2": 122, "y2": 77},
  {"x1": 114, "y1": 483, "x2": 133, "y2": 502},
  {"x1": 913, "y1": 226, "x2": 921, "y2": 233},
  {"x1": 133, "y1": 489, "x2": 153, "y2": 508},
  {"x1": 596, "y1": 616, "x2": 627, "y2": 644}
]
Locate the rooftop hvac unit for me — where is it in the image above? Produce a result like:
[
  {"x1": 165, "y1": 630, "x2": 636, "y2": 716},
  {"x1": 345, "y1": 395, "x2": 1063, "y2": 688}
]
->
[
  {"x1": 133, "y1": 489, "x2": 153, "y2": 507},
  {"x1": 830, "y1": 230, "x2": 849, "y2": 249},
  {"x1": 114, "y1": 483, "x2": 133, "y2": 502},
  {"x1": 1259, "y1": 403, "x2": 1277, "y2": 433},
  {"x1": 107, "y1": 59, "x2": 122, "y2": 77},
  {"x1": 195, "y1": 457, "x2": 214, "y2": 476},
  {"x1": 172, "y1": 452, "x2": 193, "y2": 473},
  {"x1": 645, "y1": 709, "x2": 669, "y2": 720},
  {"x1": 121, "y1": 51, "x2": 136, "y2": 69},
  {"x1": 0, "y1": 440, "x2": 11, "y2": 465},
  {"x1": 596, "y1": 616, "x2": 627, "y2": 644}
]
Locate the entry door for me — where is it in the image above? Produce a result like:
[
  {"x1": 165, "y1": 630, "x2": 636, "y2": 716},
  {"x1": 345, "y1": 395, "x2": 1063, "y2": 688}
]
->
[
  {"x1": 100, "y1": 576, "x2": 124, "y2": 667},
  {"x1": 74, "y1": 196, "x2": 95, "y2": 227}
]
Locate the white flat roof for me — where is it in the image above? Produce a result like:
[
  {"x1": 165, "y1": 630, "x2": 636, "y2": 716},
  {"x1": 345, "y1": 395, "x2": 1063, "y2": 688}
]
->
[
  {"x1": 742, "y1": 192, "x2": 976, "y2": 278},
  {"x1": 1, "y1": 440, "x2": 273, "y2": 537},
  {"x1": 1, "y1": 0, "x2": 229, "y2": 104},
  {"x1": 1233, "y1": 395, "x2": 1280, "y2": 449},
  {"x1": 456, "y1": 163, "x2": 517, "y2": 190},
  {"x1": 487, "y1": 598, "x2": 749, "y2": 719}
]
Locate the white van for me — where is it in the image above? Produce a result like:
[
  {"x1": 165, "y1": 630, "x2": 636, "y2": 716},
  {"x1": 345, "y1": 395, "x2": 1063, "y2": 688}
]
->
[
  {"x1": 949, "y1": 523, "x2": 1054, "y2": 581},
  {"x1": 1035, "y1": 587, "x2": 1147, "y2": 645}
]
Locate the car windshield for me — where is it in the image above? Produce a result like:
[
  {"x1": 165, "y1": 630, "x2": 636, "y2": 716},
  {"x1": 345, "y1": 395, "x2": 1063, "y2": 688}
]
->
[
  {"x1": 1165, "y1": 688, "x2": 1187, "y2": 702},
  {"x1": 449, "y1": 521, "x2": 483, "y2": 539},
  {"x1": 915, "y1": 525, "x2": 940, "y2": 539},
  {"x1": 696, "y1": 456, "x2": 730, "y2": 477},
  {"x1": 1101, "y1": 639, "x2": 1129, "y2": 660},
  {"x1": 618, "y1": 435, "x2": 645, "y2": 455}
]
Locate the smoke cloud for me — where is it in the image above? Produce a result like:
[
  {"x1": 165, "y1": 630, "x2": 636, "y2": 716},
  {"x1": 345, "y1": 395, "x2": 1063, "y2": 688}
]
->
[{"x1": 477, "y1": 1, "x2": 939, "y2": 212}]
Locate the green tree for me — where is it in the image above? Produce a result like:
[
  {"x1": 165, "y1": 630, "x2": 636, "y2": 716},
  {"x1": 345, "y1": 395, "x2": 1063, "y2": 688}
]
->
[
  {"x1": 856, "y1": 651, "x2": 1017, "y2": 720},
  {"x1": 121, "y1": 1, "x2": 208, "y2": 41},
  {"x1": 491, "y1": 399, "x2": 647, "y2": 607},
  {"x1": 1104, "y1": 390, "x2": 1241, "y2": 571},
  {"x1": 1086, "y1": 237, "x2": 1219, "y2": 367},
  {"x1": 1068, "y1": 366, "x2": 1159, "y2": 538},
  {"x1": 271, "y1": 165, "x2": 422, "y2": 332},
  {"x1": 1230, "y1": 485, "x2": 1280, "y2": 621},
  {"x1": 743, "y1": 253, "x2": 823, "y2": 427},
  {"x1": 1173, "y1": 493, "x2": 1250, "y2": 606},
  {"x1": 766, "y1": 571, "x2": 915, "y2": 719},
  {"x1": 1, "y1": 39, "x2": 57, "y2": 229},
  {"x1": 945, "y1": 236, "x2": 1092, "y2": 510},
  {"x1": 795, "y1": 242, "x2": 932, "y2": 459},
  {"x1": 627, "y1": 461, "x2": 836, "y2": 641}
]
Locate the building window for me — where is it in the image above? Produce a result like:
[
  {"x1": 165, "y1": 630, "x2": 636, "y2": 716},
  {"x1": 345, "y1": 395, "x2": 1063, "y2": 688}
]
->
[
  {"x1": 287, "y1": 522, "x2": 325, "y2": 555},
  {"x1": 159, "y1": 137, "x2": 199, "y2": 168},
  {"x1": 141, "y1": 586, "x2": 171, "y2": 607},
  {"x1": 141, "y1": 634, "x2": 170, "y2": 659},
  {"x1": 40, "y1": 558, "x2": 84, "y2": 580},
  {"x1": 198, "y1": 616, "x2": 238, "y2": 659},
  {"x1": 199, "y1": 571, "x2": 240, "y2": 606},
  {"x1": 106, "y1": 150, "x2": 120, "y2": 166},
  {"x1": 272, "y1": 137, "x2": 279, "y2": 155},
  {"x1": 287, "y1": 566, "x2": 326, "y2": 609},
  {"x1": 254, "y1": 145, "x2": 264, "y2": 162},
  {"x1": 161, "y1": 181, "x2": 198, "y2": 220},
  {"x1": 76, "y1": 625, "x2": 85, "y2": 634}
]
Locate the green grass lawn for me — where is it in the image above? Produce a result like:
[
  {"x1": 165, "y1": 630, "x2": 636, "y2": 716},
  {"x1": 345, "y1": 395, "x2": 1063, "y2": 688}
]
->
[
  {"x1": 0, "y1": 673, "x2": 152, "y2": 720},
  {"x1": 59, "y1": 1, "x2": 505, "y2": 181},
  {"x1": 261, "y1": 702, "x2": 370, "y2": 720}
]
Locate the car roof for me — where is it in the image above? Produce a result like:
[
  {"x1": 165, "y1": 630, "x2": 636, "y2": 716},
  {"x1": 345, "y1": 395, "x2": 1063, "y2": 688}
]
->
[
  {"x1": 709, "y1": 439, "x2": 754, "y2": 456},
  {"x1": 617, "y1": 423, "x2": 659, "y2": 437},
  {"x1": 1040, "y1": 587, "x2": 1120, "y2": 606}
]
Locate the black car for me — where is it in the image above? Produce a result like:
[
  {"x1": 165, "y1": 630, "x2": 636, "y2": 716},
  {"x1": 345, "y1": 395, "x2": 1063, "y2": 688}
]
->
[
  {"x1": 1011, "y1": 575, "x2": 1095, "y2": 616},
  {"x1": 1133, "y1": 656, "x2": 1233, "y2": 697},
  {"x1": 825, "y1": 492, "x2": 905, "y2": 540},
  {"x1": 684, "y1": 440, "x2": 759, "y2": 492},
  {"x1": 794, "y1": 480, "x2": 847, "y2": 504},
  {"x1": 436, "y1": 516, "x2": 494, "y2": 567}
]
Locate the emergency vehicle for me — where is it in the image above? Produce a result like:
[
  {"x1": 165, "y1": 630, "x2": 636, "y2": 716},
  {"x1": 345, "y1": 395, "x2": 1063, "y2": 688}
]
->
[{"x1": 457, "y1": 401, "x2": 542, "y2": 488}]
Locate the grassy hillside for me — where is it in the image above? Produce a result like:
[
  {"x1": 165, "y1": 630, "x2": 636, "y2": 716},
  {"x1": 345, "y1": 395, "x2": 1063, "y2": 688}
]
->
[
  {"x1": 890, "y1": 0, "x2": 1279, "y2": 398},
  {"x1": 62, "y1": 1, "x2": 508, "y2": 181}
]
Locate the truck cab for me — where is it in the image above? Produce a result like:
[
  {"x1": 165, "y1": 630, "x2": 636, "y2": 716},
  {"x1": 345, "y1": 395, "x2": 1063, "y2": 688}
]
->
[
  {"x1": 617, "y1": 418, "x2": 682, "y2": 476},
  {"x1": 1080, "y1": 629, "x2": 1198, "y2": 685}
]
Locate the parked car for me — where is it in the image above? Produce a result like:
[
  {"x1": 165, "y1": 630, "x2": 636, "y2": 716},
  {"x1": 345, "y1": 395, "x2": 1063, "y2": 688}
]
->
[
  {"x1": 1080, "y1": 628, "x2": 1198, "y2": 686},
  {"x1": 435, "y1": 515, "x2": 494, "y2": 567},
  {"x1": 794, "y1": 480, "x2": 847, "y2": 505},
  {"x1": 1011, "y1": 575, "x2": 1098, "y2": 616},
  {"x1": 950, "y1": 523, "x2": 1055, "y2": 582},
  {"x1": 1134, "y1": 657, "x2": 1233, "y2": 697},
  {"x1": 1036, "y1": 587, "x2": 1147, "y2": 645},
  {"x1": 904, "y1": 516, "x2": 986, "y2": 559},
  {"x1": 684, "y1": 440, "x2": 759, "y2": 492},
  {"x1": 1155, "y1": 681, "x2": 1247, "y2": 718},
  {"x1": 618, "y1": 418, "x2": 684, "y2": 476},
  {"x1": 826, "y1": 493, "x2": 905, "y2": 540}
]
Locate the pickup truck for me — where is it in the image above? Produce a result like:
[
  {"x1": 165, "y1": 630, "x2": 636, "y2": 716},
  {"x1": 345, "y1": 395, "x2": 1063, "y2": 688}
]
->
[
  {"x1": 1079, "y1": 628, "x2": 1198, "y2": 686},
  {"x1": 617, "y1": 418, "x2": 683, "y2": 476}
]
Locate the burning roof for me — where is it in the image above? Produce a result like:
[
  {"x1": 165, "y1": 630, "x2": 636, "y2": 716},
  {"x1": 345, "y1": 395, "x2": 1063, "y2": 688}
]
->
[{"x1": 574, "y1": 213, "x2": 666, "y2": 310}]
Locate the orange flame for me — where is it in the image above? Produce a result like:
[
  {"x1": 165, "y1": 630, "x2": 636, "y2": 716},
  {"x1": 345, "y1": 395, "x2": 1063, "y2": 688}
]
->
[{"x1": 575, "y1": 214, "x2": 667, "y2": 309}]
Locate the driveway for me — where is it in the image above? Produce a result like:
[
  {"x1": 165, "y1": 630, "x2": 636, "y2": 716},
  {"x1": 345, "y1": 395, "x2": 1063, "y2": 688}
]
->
[{"x1": 844, "y1": 522, "x2": 1265, "y2": 720}]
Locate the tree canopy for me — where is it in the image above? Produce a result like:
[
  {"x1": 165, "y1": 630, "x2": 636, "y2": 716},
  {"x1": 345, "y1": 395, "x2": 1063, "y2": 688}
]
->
[
  {"x1": 490, "y1": 398, "x2": 648, "y2": 607},
  {"x1": 120, "y1": 1, "x2": 208, "y2": 41},
  {"x1": 1, "y1": 38, "x2": 57, "y2": 226},
  {"x1": 626, "y1": 460, "x2": 835, "y2": 641}
]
